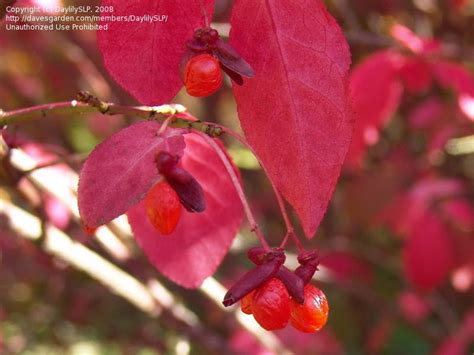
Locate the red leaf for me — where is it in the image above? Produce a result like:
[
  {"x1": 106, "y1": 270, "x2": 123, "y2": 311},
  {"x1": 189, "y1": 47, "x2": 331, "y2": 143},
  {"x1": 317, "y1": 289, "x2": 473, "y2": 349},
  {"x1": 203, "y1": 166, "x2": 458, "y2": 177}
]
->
[
  {"x1": 320, "y1": 251, "x2": 373, "y2": 284},
  {"x1": 346, "y1": 51, "x2": 404, "y2": 168},
  {"x1": 449, "y1": 0, "x2": 469, "y2": 10},
  {"x1": 97, "y1": 0, "x2": 214, "y2": 104},
  {"x1": 442, "y1": 199, "x2": 474, "y2": 232},
  {"x1": 403, "y1": 212, "x2": 455, "y2": 290},
  {"x1": 433, "y1": 60, "x2": 474, "y2": 121},
  {"x1": 78, "y1": 122, "x2": 185, "y2": 228},
  {"x1": 398, "y1": 58, "x2": 433, "y2": 93},
  {"x1": 230, "y1": 0, "x2": 352, "y2": 238},
  {"x1": 127, "y1": 133, "x2": 243, "y2": 288}
]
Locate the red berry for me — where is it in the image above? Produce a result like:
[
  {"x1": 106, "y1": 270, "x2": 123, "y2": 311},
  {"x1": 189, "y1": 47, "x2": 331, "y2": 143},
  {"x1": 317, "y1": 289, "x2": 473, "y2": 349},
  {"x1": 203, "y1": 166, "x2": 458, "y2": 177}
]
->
[
  {"x1": 240, "y1": 291, "x2": 254, "y2": 315},
  {"x1": 290, "y1": 284, "x2": 329, "y2": 333},
  {"x1": 183, "y1": 54, "x2": 223, "y2": 97},
  {"x1": 145, "y1": 181, "x2": 181, "y2": 235},
  {"x1": 252, "y1": 278, "x2": 291, "y2": 330}
]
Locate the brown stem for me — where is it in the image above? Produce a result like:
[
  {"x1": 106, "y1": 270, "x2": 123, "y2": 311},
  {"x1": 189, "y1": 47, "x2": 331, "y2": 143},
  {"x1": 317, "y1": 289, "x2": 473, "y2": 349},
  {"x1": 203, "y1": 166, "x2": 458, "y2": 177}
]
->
[{"x1": 0, "y1": 91, "x2": 223, "y2": 138}]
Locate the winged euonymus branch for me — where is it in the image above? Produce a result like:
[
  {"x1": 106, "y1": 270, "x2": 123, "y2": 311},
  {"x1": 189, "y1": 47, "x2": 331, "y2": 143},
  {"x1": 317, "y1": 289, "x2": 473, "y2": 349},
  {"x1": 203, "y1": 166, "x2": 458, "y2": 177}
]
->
[
  {"x1": 0, "y1": 91, "x2": 223, "y2": 137},
  {"x1": 1, "y1": 0, "x2": 356, "y2": 334},
  {"x1": 1, "y1": 90, "x2": 330, "y2": 332}
]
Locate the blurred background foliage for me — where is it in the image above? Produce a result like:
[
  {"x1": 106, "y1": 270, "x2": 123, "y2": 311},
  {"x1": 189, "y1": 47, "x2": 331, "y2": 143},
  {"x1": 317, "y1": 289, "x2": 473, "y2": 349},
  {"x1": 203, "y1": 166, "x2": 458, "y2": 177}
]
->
[{"x1": 1, "y1": 0, "x2": 474, "y2": 354}]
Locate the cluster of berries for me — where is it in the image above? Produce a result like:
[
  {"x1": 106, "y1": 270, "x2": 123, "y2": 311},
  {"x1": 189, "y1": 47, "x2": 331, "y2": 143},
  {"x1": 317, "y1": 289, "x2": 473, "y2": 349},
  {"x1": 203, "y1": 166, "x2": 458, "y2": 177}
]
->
[{"x1": 224, "y1": 248, "x2": 328, "y2": 332}]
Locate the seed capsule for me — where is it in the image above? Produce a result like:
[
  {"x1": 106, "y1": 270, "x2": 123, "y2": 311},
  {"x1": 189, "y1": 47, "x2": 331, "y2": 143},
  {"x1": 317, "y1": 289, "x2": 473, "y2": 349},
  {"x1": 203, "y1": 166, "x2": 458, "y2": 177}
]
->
[
  {"x1": 183, "y1": 54, "x2": 223, "y2": 97},
  {"x1": 252, "y1": 278, "x2": 291, "y2": 331},
  {"x1": 240, "y1": 291, "x2": 254, "y2": 315},
  {"x1": 145, "y1": 181, "x2": 181, "y2": 235},
  {"x1": 290, "y1": 284, "x2": 329, "y2": 333},
  {"x1": 223, "y1": 250, "x2": 285, "y2": 307}
]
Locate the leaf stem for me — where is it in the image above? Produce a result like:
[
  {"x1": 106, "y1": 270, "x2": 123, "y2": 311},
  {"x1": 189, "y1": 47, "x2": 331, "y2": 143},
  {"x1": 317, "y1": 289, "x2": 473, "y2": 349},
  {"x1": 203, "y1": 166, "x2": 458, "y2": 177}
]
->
[
  {"x1": 199, "y1": 0, "x2": 209, "y2": 27},
  {"x1": 198, "y1": 133, "x2": 270, "y2": 250},
  {"x1": 211, "y1": 124, "x2": 305, "y2": 251}
]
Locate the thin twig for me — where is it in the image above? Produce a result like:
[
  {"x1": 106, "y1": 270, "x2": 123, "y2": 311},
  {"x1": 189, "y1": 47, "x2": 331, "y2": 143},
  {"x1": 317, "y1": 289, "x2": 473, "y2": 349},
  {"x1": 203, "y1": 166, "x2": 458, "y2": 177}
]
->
[
  {"x1": 0, "y1": 92, "x2": 223, "y2": 138},
  {"x1": 198, "y1": 132, "x2": 270, "y2": 250},
  {"x1": 214, "y1": 124, "x2": 307, "y2": 250}
]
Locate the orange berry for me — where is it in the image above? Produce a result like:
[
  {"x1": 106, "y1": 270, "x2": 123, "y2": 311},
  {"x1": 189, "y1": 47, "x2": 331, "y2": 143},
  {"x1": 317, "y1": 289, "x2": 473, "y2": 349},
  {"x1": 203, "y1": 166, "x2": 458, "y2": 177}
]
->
[
  {"x1": 290, "y1": 284, "x2": 329, "y2": 333},
  {"x1": 145, "y1": 181, "x2": 181, "y2": 235},
  {"x1": 252, "y1": 278, "x2": 291, "y2": 330},
  {"x1": 241, "y1": 291, "x2": 254, "y2": 315}
]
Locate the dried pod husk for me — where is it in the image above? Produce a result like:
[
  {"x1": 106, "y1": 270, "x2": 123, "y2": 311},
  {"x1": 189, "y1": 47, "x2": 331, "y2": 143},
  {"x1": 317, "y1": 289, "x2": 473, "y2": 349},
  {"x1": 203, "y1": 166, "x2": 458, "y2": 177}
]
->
[
  {"x1": 165, "y1": 167, "x2": 206, "y2": 213},
  {"x1": 156, "y1": 151, "x2": 179, "y2": 175},
  {"x1": 156, "y1": 151, "x2": 206, "y2": 213},
  {"x1": 220, "y1": 63, "x2": 244, "y2": 85},
  {"x1": 193, "y1": 27, "x2": 219, "y2": 47},
  {"x1": 295, "y1": 250, "x2": 320, "y2": 285},
  {"x1": 223, "y1": 250, "x2": 285, "y2": 307},
  {"x1": 247, "y1": 246, "x2": 271, "y2": 264},
  {"x1": 213, "y1": 39, "x2": 255, "y2": 78},
  {"x1": 247, "y1": 247, "x2": 304, "y2": 303},
  {"x1": 276, "y1": 267, "x2": 305, "y2": 304}
]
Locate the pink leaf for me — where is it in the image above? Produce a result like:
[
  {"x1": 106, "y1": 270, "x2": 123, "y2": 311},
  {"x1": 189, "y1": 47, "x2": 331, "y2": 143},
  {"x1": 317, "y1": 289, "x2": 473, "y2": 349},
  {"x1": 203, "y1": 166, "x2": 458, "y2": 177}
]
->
[
  {"x1": 408, "y1": 98, "x2": 446, "y2": 129},
  {"x1": 230, "y1": 0, "x2": 352, "y2": 238},
  {"x1": 78, "y1": 122, "x2": 185, "y2": 228},
  {"x1": 397, "y1": 291, "x2": 431, "y2": 322},
  {"x1": 433, "y1": 60, "x2": 474, "y2": 121},
  {"x1": 403, "y1": 212, "x2": 455, "y2": 290},
  {"x1": 97, "y1": 0, "x2": 214, "y2": 104},
  {"x1": 127, "y1": 133, "x2": 243, "y2": 288},
  {"x1": 346, "y1": 51, "x2": 404, "y2": 168}
]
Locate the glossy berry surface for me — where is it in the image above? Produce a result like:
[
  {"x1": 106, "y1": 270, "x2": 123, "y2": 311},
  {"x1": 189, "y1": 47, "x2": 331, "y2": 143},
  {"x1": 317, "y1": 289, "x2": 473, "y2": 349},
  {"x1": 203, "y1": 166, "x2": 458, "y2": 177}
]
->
[
  {"x1": 183, "y1": 54, "x2": 223, "y2": 97},
  {"x1": 144, "y1": 181, "x2": 181, "y2": 235},
  {"x1": 240, "y1": 291, "x2": 254, "y2": 315},
  {"x1": 252, "y1": 278, "x2": 291, "y2": 331},
  {"x1": 290, "y1": 284, "x2": 329, "y2": 333}
]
